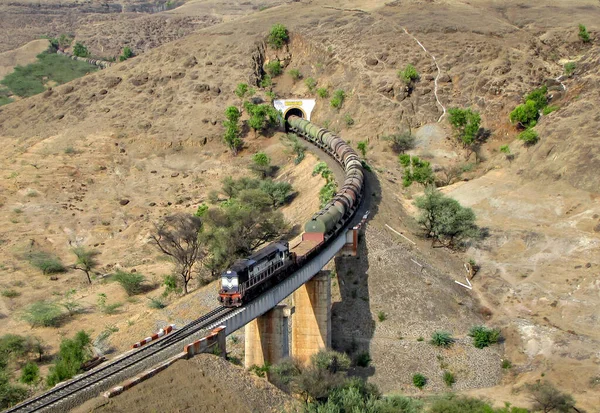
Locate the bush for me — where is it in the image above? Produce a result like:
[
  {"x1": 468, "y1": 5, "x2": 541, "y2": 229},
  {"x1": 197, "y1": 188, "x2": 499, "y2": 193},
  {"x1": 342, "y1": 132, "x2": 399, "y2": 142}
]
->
[
  {"x1": 412, "y1": 373, "x2": 427, "y2": 389},
  {"x1": 305, "y1": 77, "x2": 317, "y2": 92},
  {"x1": 330, "y1": 89, "x2": 345, "y2": 109},
  {"x1": 502, "y1": 359, "x2": 512, "y2": 369},
  {"x1": 250, "y1": 152, "x2": 274, "y2": 178},
  {"x1": 357, "y1": 141, "x2": 367, "y2": 157},
  {"x1": 344, "y1": 113, "x2": 355, "y2": 127},
  {"x1": 20, "y1": 362, "x2": 39, "y2": 384},
  {"x1": 260, "y1": 75, "x2": 272, "y2": 89},
  {"x1": 1, "y1": 289, "x2": 20, "y2": 298},
  {"x1": 148, "y1": 297, "x2": 167, "y2": 309},
  {"x1": 288, "y1": 68, "x2": 302, "y2": 80},
  {"x1": 383, "y1": 131, "x2": 415, "y2": 153},
  {"x1": 21, "y1": 301, "x2": 64, "y2": 327},
  {"x1": 429, "y1": 394, "x2": 528, "y2": 413},
  {"x1": 469, "y1": 325, "x2": 501, "y2": 348},
  {"x1": 518, "y1": 129, "x2": 539, "y2": 145},
  {"x1": 113, "y1": 270, "x2": 146, "y2": 296},
  {"x1": 223, "y1": 106, "x2": 242, "y2": 154},
  {"x1": 311, "y1": 350, "x2": 351, "y2": 373},
  {"x1": 430, "y1": 331, "x2": 454, "y2": 348},
  {"x1": 355, "y1": 351, "x2": 371, "y2": 367},
  {"x1": 398, "y1": 64, "x2": 420, "y2": 83},
  {"x1": 317, "y1": 87, "x2": 329, "y2": 98},
  {"x1": 72, "y1": 42, "x2": 89, "y2": 58},
  {"x1": 0, "y1": 372, "x2": 28, "y2": 409},
  {"x1": 270, "y1": 358, "x2": 301, "y2": 392},
  {"x1": 564, "y1": 62, "x2": 576, "y2": 76},
  {"x1": 46, "y1": 331, "x2": 91, "y2": 387},
  {"x1": 414, "y1": 187, "x2": 479, "y2": 248},
  {"x1": 265, "y1": 60, "x2": 282, "y2": 77},
  {"x1": 249, "y1": 363, "x2": 270, "y2": 378},
  {"x1": 27, "y1": 251, "x2": 66, "y2": 275},
  {"x1": 377, "y1": 311, "x2": 387, "y2": 322},
  {"x1": 526, "y1": 380, "x2": 575, "y2": 413},
  {"x1": 542, "y1": 105, "x2": 559, "y2": 115},
  {"x1": 234, "y1": 83, "x2": 249, "y2": 99},
  {"x1": 268, "y1": 24, "x2": 288, "y2": 49},
  {"x1": 119, "y1": 46, "x2": 134, "y2": 62},
  {"x1": 500, "y1": 145, "x2": 510, "y2": 154},
  {"x1": 280, "y1": 133, "x2": 306, "y2": 164},
  {"x1": 443, "y1": 371, "x2": 455, "y2": 387},
  {"x1": 524, "y1": 86, "x2": 548, "y2": 111},
  {"x1": 578, "y1": 23, "x2": 590, "y2": 43},
  {"x1": 97, "y1": 293, "x2": 122, "y2": 315}
]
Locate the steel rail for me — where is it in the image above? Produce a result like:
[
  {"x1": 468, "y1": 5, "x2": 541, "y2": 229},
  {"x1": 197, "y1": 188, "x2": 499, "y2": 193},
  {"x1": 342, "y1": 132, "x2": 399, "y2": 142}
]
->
[{"x1": 6, "y1": 306, "x2": 235, "y2": 413}]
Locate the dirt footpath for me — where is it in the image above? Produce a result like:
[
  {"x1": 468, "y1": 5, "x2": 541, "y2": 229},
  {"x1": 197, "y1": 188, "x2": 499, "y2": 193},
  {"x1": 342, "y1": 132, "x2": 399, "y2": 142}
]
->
[{"x1": 76, "y1": 354, "x2": 296, "y2": 413}]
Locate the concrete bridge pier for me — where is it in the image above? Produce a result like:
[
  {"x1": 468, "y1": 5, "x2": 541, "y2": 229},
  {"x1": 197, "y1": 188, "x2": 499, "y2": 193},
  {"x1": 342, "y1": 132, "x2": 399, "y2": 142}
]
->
[
  {"x1": 244, "y1": 305, "x2": 290, "y2": 368},
  {"x1": 291, "y1": 271, "x2": 331, "y2": 365}
]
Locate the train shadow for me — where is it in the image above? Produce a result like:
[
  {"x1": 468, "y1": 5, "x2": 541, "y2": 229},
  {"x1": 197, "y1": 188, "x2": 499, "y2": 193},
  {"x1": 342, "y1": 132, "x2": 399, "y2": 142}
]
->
[{"x1": 331, "y1": 167, "x2": 380, "y2": 379}]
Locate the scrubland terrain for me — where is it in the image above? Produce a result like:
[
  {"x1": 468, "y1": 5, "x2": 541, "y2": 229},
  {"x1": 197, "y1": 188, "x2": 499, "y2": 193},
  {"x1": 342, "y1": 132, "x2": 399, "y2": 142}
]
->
[{"x1": 0, "y1": 0, "x2": 598, "y2": 411}]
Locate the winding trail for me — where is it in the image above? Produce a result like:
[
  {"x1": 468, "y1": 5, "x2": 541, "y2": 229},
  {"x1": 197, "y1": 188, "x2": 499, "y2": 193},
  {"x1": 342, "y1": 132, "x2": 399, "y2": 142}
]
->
[{"x1": 401, "y1": 27, "x2": 446, "y2": 123}]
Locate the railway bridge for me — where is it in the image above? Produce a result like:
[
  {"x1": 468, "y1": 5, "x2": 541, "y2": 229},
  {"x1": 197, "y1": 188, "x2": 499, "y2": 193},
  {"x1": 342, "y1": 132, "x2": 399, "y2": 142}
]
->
[{"x1": 7, "y1": 103, "x2": 368, "y2": 412}]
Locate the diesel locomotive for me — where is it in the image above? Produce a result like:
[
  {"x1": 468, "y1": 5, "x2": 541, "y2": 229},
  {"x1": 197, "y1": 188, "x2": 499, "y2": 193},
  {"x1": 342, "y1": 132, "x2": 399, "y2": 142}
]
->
[{"x1": 218, "y1": 115, "x2": 364, "y2": 307}]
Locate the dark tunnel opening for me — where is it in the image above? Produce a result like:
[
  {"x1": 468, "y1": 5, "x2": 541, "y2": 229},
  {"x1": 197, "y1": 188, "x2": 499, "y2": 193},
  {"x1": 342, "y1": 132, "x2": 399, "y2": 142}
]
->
[{"x1": 284, "y1": 108, "x2": 305, "y2": 131}]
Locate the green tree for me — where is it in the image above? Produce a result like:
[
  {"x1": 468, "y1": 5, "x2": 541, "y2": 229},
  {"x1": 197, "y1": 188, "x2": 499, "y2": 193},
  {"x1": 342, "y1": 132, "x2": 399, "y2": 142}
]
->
[
  {"x1": 448, "y1": 108, "x2": 482, "y2": 146},
  {"x1": 268, "y1": 24, "x2": 289, "y2": 49},
  {"x1": 223, "y1": 106, "x2": 242, "y2": 154},
  {"x1": 398, "y1": 64, "x2": 420, "y2": 84},
  {"x1": 414, "y1": 187, "x2": 479, "y2": 248},
  {"x1": 72, "y1": 247, "x2": 99, "y2": 284},
  {"x1": 235, "y1": 83, "x2": 249, "y2": 100},
  {"x1": 265, "y1": 60, "x2": 282, "y2": 77},
  {"x1": 250, "y1": 152, "x2": 273, "y2": 178},
  {"x1": 151, "y1": 214, "x2": 205, "y2": 294},
  {"x1": 399, "y1": 155, "x2": 434, "y2": 187},
  {"x1": 119, "y1": 46, "x2": 134, "y2": 62},
  {"x1": 20, "y1": 362, "x2": 39, "y2": 384},
  {"x1": 72, "y1": 42, "x2": 89, "y2": 58},
  {"x1": 578, "y1": 24, "x2": 590, "y2": 43},
  {"x1": 46, "y1": 331, "x2": 92, "y2": 387},
  {"x1": 244, "y1": 102, "x2": 281, "y2": 137},
  {"x1": 526, "y1": 380, "x2": 575, "y2": 413},
  {"x1": 260, "y1": 180, "x2": 293, "y2": 207},
  {"x1": 200, "y1": 189, "x2": 287, "y2": 274}
]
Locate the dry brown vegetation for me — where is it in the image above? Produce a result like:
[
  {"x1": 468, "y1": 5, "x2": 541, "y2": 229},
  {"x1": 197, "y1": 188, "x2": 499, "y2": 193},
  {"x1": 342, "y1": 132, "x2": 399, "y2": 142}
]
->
[{"x1": 0, "y1": 0, "x2": 598, "y2": 411}]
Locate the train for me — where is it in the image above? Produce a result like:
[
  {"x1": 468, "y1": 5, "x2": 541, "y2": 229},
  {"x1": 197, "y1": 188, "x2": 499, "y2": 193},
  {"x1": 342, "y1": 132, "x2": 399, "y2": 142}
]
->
[{"x1": 218, "y1": 115, "x2": 364, "y2": 307}]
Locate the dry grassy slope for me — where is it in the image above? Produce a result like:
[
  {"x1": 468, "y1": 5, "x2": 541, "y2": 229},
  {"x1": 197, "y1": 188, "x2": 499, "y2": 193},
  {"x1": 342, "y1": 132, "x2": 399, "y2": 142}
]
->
[{"x1": 0, "y1": 0, "x2": 599, "y2": 409}]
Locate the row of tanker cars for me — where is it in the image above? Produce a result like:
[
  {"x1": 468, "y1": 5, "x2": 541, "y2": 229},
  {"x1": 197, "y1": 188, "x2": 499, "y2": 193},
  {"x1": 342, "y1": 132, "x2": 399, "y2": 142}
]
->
[{"x1": 218, "y1": 115, "x2": 365, "y2": 307}]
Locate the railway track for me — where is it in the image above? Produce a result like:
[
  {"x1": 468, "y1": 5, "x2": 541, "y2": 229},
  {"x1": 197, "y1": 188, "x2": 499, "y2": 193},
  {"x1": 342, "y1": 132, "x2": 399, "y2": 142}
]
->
[{"x1": 6, "y1": 306, "x2": 235, "y2": 413}]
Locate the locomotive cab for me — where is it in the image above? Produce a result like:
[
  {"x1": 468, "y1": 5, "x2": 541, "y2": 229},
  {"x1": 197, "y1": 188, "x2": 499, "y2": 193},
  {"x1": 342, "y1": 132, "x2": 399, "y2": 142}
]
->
[{"x1": 219, "y1": 269, "x2": 242, "y2": 306}]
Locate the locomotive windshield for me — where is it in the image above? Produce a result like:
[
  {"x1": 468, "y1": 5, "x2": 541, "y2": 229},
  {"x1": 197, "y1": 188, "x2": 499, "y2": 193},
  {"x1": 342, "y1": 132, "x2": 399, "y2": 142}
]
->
[{"x1": 221, "y1": 271, "x2": 239, "y2": 292}]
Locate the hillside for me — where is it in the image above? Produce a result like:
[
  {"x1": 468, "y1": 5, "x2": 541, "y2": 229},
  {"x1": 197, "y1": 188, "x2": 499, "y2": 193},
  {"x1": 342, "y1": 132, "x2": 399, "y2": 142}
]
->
[{"x1": 0, "y1": 0, "x2": 598, "y2": 410}]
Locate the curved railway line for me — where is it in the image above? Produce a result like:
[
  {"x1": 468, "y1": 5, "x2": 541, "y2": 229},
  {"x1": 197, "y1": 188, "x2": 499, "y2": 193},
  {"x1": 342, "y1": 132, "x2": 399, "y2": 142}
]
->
[{"x1": 7, "y1": 114, "x2": 365, "y2": 412}]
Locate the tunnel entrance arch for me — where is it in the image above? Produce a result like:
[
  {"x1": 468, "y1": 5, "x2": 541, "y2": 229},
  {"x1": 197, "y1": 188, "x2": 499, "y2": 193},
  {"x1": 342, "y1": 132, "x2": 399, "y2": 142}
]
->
[{"x1": 273, "y1": 99, "x2": 316, "y2": 130}]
